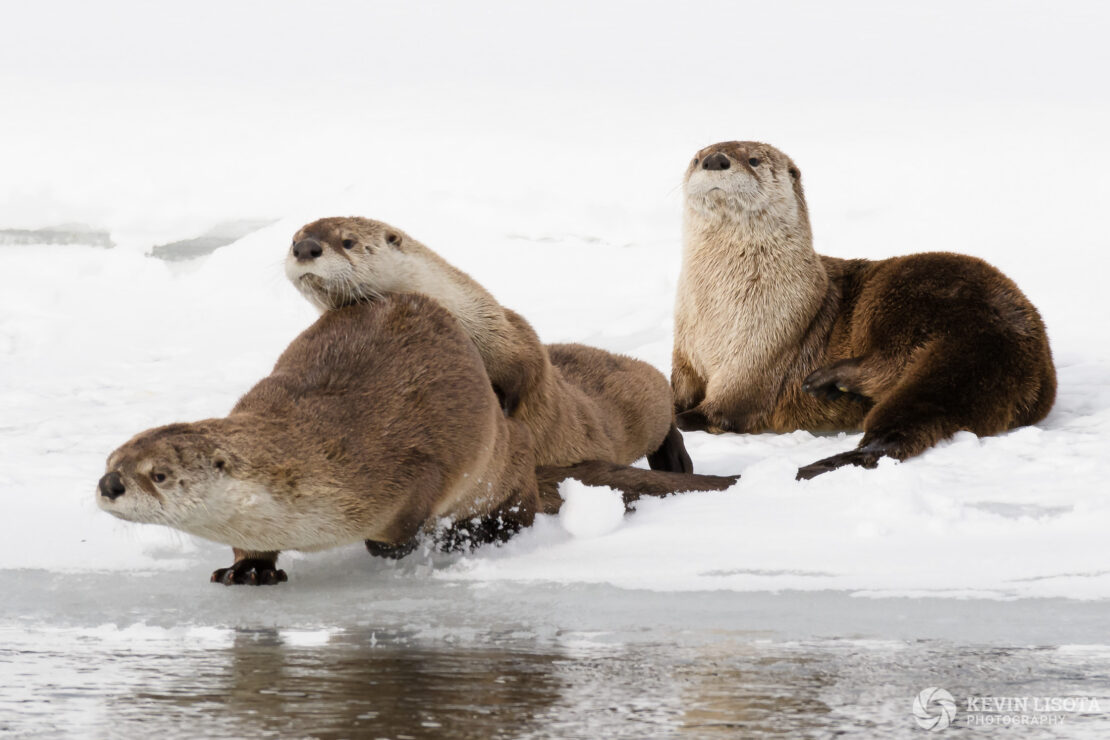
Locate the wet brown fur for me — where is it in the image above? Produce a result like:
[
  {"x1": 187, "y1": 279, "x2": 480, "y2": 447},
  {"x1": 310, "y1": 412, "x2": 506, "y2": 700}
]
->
[{"x1": 674, "y1": 141, "x2": 1057, "y2": 478}]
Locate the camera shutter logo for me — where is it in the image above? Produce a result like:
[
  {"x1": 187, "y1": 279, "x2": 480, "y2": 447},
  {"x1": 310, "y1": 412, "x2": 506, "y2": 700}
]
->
[{"x1": 913, "y1": 687, "x2": 957, "y2": 731}]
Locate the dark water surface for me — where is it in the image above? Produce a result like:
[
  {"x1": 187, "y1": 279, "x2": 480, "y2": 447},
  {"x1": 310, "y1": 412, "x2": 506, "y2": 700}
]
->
[{"x1": 2, "y1": 569, "x2": 1109, "y2": 738}]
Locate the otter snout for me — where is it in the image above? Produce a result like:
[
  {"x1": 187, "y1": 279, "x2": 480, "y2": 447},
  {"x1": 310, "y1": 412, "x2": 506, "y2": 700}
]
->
[
  {"x1": 292, "y1": 238, "x2": 324, "y2": 262},
  {"x1": 98, "y1": 471, "x2": 126, "y2": 500},
  {"x1": 702, "y1": 152, "x2": 730, "y2": 171}
]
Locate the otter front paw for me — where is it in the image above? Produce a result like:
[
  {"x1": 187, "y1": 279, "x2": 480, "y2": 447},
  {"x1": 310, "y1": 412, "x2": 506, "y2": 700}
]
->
[
  {"x1": 364, "y1": 538, "x2": 418, "y2": 559},
  {"x1": 801, "y1": 366, "x2": 868, "y2": 403},
  {"x1": 211, "y1": 559, "x2": 288, "y2": 586},
  {"x1": 675, "y1": 408, "x2": 710, "y2": 432},
  {"x1": 675, "y1": 408, "x2": 751, "y2": 434}
]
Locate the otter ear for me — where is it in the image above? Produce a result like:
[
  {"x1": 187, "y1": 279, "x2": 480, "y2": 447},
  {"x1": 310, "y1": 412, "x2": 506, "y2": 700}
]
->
[
  {"x1": 385, "y1": 232, "x2": 402, "y2": 248},
  {"x1": 788, "y1": 166, "x2": 800, "y2": 180}
]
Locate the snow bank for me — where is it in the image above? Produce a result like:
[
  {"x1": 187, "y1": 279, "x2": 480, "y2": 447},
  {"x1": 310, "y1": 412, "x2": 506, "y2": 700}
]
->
[
  {"x1": 3, "y1": 200, "x2": 1106, "y2": 599},
  {"x1": 2, "y1": 1, "x2": 1108, "y2": 601}
]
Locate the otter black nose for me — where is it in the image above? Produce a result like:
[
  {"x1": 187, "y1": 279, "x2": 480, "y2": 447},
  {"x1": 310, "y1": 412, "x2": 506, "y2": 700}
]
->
[
  {"x1": 99, "y1": 472, "x2": 126, "y2": 500},
  {"x1": 702, "y1": 152, "x2": 730, "y2": 171},
  {"x1": 292, "y1": 239, "x2": 324, "y2": 261}
]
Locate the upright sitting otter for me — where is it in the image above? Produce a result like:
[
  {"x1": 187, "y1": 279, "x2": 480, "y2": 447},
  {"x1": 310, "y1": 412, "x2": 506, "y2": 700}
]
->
[
  {"x1": 673, "y1": 141, "x2": 1056, "y2": 479},
  {"x1": 98, "y1": 294, "x2": 540, "y2": 584},
  {"x1": 285, "y1": 216, "x2": 694, "y2": 474}
]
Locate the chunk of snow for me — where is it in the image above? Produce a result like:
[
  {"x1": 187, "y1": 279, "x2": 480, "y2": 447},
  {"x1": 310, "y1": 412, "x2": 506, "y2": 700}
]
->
[{"x1": 558, "y1": 480, "x2": 625, "y2": 539}]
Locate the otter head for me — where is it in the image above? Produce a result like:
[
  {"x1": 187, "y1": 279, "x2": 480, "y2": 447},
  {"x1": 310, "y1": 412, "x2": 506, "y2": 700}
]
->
[
  {"x1": 683, "y1": 141, "x2": 808, "y2": 229},
  {"x1": 97, "y1": 422, "x2": 238, "y2": 536},
  {"x1": 284, "y1": 217, "x2": 411, "y2": 311}
]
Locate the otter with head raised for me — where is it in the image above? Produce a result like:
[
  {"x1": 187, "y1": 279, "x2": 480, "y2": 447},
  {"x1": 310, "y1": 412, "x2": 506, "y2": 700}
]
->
[
  {"x1": 285, "y1": 216, "x2": 695, "y2": 474},
  {"x1": 98, "y1": 293, "x2": 540, "y2": 584},
  {"x1": 673, "y1": 141, "x2": 1056, "y2": 478}
]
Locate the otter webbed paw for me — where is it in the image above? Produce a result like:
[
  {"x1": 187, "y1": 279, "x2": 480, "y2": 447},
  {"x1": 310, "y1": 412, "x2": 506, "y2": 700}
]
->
[
  {"x1": 436, "y1": 514, "x2": 526, "y2": 552},
  {"x1": 211, "y1": 559, "x2": 288, "y2": 586},
  {"x1": 647, "y1": 423, "x2": 695, "y2": 474},
  {"x1": 675, "y1": 408, "x2": 710, "y2": 432},
  {"x1": 364, "y1": 538, "x2": 418, "y2": 559},
  {"x1": 801, "y1": 365, "x2": 869, "y2": 403},
  {"x1": 676, "y1": 408, "x2": 752, "y2": 435}
]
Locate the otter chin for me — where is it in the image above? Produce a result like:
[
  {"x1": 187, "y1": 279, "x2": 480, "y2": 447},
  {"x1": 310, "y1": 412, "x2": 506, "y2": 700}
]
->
[
  {"x1": 673, "y1": 140, "x2": 1056, "y2": 479},
  {"x1": 283, "y1": 220, "x2": 406, "y2": 311}
]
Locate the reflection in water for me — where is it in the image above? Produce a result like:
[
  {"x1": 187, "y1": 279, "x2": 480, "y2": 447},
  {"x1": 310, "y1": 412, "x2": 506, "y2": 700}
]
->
[
  {"x1": 678, "y1": 647, "x2": 834, "y2": 737},
  {"x1": 117, "y1": 629, "x2": 565, "y2": 739},
  {"x1": 3, "y1": 627, "x2": 1110, "y2": 739}
]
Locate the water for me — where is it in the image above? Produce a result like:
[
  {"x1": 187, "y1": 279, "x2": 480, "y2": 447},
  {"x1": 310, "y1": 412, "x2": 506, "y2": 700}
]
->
[{"x1": 2, "y1": 569, "x2": 1109, "y2": 738}]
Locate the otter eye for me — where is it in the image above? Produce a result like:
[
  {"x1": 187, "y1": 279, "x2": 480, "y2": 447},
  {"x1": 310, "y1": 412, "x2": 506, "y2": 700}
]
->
[
  {"x1": 692, "y1": 158, "x2": 699, "y2": 166},
  {"x1": 151, "y1": 472, "x2": 166, "y2": 483},
  {"x1": 341, "y1": 239, "x2": 355, "y2": 250},
  {"x1": 748, "y1": 157, "x2": 761, "y2": 167}
]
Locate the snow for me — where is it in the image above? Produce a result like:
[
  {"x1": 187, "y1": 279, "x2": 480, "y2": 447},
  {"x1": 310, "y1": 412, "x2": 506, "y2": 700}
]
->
[
  {"x1": 557, "y1": 480, "x2": 626, "y2": 539},
  {"x1": 2, "y1": 1, "x2": 1109, "y2": 606}
]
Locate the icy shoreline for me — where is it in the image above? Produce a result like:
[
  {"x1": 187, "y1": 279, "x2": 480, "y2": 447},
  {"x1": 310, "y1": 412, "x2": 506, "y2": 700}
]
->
[{"x1": 2, "y1": 229, "x2": 1108, "y2": 600}]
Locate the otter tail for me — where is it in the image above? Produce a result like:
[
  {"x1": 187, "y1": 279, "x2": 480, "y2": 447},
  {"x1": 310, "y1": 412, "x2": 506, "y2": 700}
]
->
[
  {"x1": 536, "y1": 460, "x2": 738, "y2": 514},
  {"x1": 646, "y1": 423, "x2": 695, "y2": 473}
]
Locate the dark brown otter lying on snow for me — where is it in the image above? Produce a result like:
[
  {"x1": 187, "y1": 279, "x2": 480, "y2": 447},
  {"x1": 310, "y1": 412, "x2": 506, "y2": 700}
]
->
[{"x1": 673, "y1": 141, "x2": 1056, "y2": 479}]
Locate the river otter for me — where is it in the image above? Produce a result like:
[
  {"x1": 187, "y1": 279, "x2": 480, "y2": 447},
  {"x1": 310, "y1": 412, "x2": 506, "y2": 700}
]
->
[
  {"x1": 98, "y1": 294, "x2": 737, "y2": 584},
  {"x1": 285, "y1": 216, "x2": 693, "y2": 474},
  {"x1": 98, "y1": 294, "x2": 540, "y2": 584},
  {"x1": 673, "y1": 141, "x2": 1056, "y2": 479}
]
